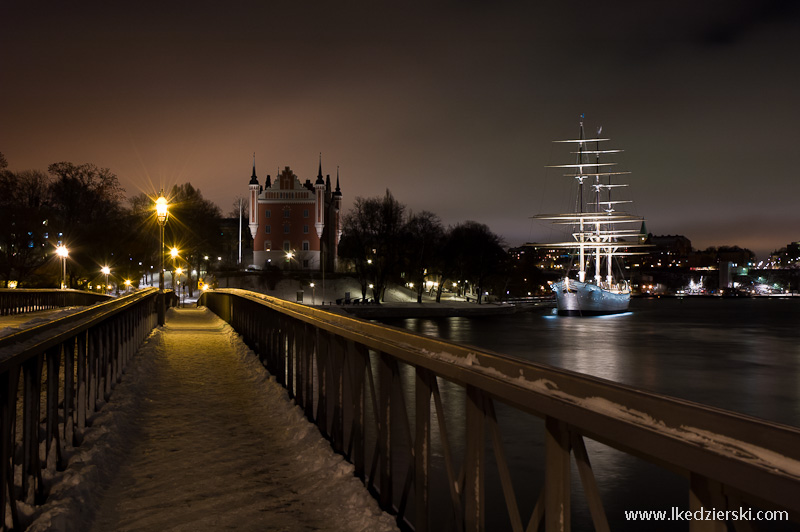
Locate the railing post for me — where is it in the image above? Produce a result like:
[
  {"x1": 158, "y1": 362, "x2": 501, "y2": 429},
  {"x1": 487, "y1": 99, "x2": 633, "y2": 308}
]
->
[
  {"x1": 0, "y1": 367, "x2": 20, "y2": 530},
  {"x1": 45, "y1": 345, "x2": 62, "y2": 470},
  {"x1": 350, "y1": 342, "x2": 367, "y2": 481},
  {"x1": 22, "y1": 354, "x2": 44, "y2": 503},
  {"x1": 76, "y1": 331, "x2": 88, "y2": 440},
  {"x1": 304, "y1": 322, "x2": 314, "y2": 420},
  {"x1": 415, "y1": 367, "x2": 433, "y2": 532},
  {"x1": 331, "y1": 334, "x2": 345, "y2": 453},
  {"x1": 689, "y1": 474, "x2": 727, "y2": 532},
  {"x1": 545, "y1": 417, "x2": 571, "y2": 532},
  {"x1": 64, "y1": 337, "x2": 76, "y2": 447},
  {"x1": 464, "y1": 385, "x2": 486, "y2": 532},
  {"x1": 315, "y1": 329, "x2": 329, "y2": 432},
  {"x1": 378, "y1": 351, "x2": 393, "y2": 510}
]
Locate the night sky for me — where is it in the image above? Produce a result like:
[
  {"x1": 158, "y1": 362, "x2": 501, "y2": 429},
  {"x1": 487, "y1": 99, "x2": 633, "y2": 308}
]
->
[{"x1": 2, "y1": 1, "x2": 798, "y2": 260}]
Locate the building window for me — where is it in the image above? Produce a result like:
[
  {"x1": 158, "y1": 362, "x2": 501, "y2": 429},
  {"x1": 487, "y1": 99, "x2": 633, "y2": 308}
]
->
[
  {"x1": 265, "y1": 210, "x2": 271, "y2": 218},
  {"x1": 303, "y1": 259, "x2": 309, "y2": 268},
  {"x1": 265, "y1": 241, "x2": 271, "y2": 251},
  {"x1": 284, "y1": 224, "x2": 290, "y2": 234},
  {"x1": 265, "y1": 225, "x2": 271, "y2": 234},
  {"x1": 302, "y1": 241, "x2": 310, "y2": 251},
  {"x1": 283, "y1": 208, "x2": 290, "y2": 218},
  {"x1": 303, "y1": 209, "x2": 309, "y2": 218},
  {"x1": 283, "y1": 241, "x2": 290, "y2": 251},
  {"x1": 303, "y1": 225, "x2": 309, "y2": 234}
]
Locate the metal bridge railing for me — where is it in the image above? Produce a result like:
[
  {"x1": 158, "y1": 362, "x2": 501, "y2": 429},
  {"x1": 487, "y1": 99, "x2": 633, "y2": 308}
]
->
[
  {"x1": 0, "y1": 288, "x2": 169, "y2": 531},
  {"x1": 200, "y1": 288, "x2": 800, "y2": 532},
  {"x1": 0, "y1": 289, "x2": 113, "y2": 316}
]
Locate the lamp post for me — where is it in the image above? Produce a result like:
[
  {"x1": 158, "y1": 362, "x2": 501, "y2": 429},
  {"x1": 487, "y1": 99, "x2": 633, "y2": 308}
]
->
[
  {"x1": 101, "y1": 266, "x2": 111, "y2": 294},
  {"x1": 155, "y1": 192, "x2": 169, "y2": 290},
  {"x1": 56, "y1": 245, "x2": 69, "y2": 289},
  {"x1": 170, "y1": 247, "x2": 179, "y2": 289},
  {"x1": 310, "y1": 282, "x2": 315, "y2": 305},
  {"x1": 175, "y1": 267, "x2": 183, "y2": 307}
]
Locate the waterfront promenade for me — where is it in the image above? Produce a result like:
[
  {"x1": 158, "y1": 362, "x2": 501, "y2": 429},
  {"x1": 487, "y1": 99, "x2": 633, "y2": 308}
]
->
[{"x1": 28, "y1": 307, "x2": 397, "y2": 532}]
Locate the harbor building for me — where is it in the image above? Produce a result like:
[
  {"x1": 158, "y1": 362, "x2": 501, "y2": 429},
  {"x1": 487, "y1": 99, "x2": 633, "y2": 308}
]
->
[{"x1": 248, "y1": 157, "x2": 342, "y2": 271}]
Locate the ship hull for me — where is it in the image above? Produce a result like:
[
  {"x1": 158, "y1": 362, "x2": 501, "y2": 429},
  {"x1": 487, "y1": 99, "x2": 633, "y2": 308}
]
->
[{"x1": 552, "y1": 279, "x2": 630, "y2": 316}]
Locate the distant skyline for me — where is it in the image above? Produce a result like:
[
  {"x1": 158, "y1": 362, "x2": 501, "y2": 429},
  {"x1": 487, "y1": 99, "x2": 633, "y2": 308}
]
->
[{"x1": 2, "y1": 1, "x2": 798, "y2": 260}]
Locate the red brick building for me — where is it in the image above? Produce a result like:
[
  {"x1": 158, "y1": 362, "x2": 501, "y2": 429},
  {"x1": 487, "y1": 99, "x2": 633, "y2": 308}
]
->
[{"x1": 248, "y1": 157, "x2": 342, "y2": 271}]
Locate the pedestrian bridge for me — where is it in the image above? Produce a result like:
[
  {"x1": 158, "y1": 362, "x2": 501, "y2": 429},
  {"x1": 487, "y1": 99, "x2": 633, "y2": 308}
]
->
[{"x1": 1, "y1": 288, "x2": 799, "y2": 531}]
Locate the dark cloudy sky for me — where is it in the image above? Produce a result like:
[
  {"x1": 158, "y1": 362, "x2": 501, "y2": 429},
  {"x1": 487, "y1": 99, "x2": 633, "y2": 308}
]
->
[{"x1": 2, "y1": 1, "x2": 798, "y2": 259}]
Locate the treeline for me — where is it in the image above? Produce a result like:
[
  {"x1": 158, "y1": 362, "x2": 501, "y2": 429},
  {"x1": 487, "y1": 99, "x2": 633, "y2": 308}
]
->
[
  {"x1": 339, "y1": 190, "x2": 508, "y2": 303},
  {"x1": 0, "y1": 152, "x2": 221, "y2": 292}
]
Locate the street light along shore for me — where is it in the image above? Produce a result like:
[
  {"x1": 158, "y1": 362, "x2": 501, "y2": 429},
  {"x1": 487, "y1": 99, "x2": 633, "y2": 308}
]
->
[
  {"x1": 155, "y1": 191, "x2": 169, "y2": 290},
  {"x1": 56, "y1": 245, "x2": 69, "y2": 289}
]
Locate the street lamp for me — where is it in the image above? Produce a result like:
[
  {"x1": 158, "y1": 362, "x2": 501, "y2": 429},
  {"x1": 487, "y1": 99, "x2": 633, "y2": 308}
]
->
[
  {"x1": 170, "y1": 247, "x2": 179, "y2": 289},
  {"x1": 155, "y1": 192, "x2": 169, "y2": 290},
  {"x1": 175, "y1": 267, "x2": 184, "y2": 306},
  {"x1": 310, "y1": 282, "x2": 315, "y2": 305},
  {"x1": 101, "y1": 266, "x2": 111, "y2": 294},
  {"x1": 56, "y1": 245, "x2": 69, "y2": 289}
]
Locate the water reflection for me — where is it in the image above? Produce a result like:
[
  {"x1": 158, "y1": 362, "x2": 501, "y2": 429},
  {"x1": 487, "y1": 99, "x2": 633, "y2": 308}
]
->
[{"x1": 383, "y1": 298, "x2": 800, "y2": 428}]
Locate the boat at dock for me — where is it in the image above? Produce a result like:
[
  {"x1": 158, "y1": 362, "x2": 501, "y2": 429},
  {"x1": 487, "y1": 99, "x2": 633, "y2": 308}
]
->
[{"x1": 532, "y1": 117, "x2": 647, "y2": 316}]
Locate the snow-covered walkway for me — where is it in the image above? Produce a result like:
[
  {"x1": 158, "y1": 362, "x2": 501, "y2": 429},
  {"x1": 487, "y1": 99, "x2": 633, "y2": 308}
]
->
[{"x1": 30, "y1": 307, "x2": 397, "y2": 532}]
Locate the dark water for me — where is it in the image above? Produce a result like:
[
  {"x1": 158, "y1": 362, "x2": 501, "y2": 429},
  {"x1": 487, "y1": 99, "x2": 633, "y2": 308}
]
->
[{"x1": 381, "y1": 297, "x2": 800, "y2": 531}]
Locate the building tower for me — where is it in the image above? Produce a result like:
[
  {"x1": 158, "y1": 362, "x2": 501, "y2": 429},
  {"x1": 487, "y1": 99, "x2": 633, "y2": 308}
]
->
[
  {"x1": 248, "y1": 154, "x2": 260, "y2": 240},
  {"x1": 334, "y1": 168, "x2": 343, "y2": 246},
  {"x1": 314, "y1": 154, "x2": 326, "y2": 239}
]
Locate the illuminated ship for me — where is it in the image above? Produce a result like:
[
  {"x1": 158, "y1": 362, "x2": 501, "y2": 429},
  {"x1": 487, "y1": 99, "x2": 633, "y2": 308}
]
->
[{"x1": 532, "y1": 117, "x2": 647, "y2": 316}]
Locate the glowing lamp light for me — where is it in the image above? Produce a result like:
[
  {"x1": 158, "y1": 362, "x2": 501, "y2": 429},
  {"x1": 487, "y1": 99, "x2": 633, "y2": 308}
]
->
[
  {"x1": 155, "y1": 194, "x2": 169, "y2": 224},
  {"x1": 171, "y1": 247, "x2": 179, "y2": 259},
  {"x1": 56, "y1": 245, "x2": 69, "y2": 258}
]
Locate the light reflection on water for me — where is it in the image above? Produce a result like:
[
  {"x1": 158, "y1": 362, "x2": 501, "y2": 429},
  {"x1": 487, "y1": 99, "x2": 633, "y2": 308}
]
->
[{"x1": 381, "y1": 298, "x2": 800, "y2": 531}]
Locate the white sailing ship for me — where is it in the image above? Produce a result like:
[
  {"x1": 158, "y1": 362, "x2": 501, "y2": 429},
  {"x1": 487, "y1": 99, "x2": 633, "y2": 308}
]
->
[{"x1": 533, "y1": 117, "x2": 646, "y2": 316}]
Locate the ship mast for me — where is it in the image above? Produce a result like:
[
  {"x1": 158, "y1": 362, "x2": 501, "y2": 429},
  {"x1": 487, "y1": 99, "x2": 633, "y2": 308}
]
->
[
  {"x1": 594, "y1": 129, "x2": 602, "y2": 286},
  {"x1": 578, "y1": 118, "x2": 586, "y2": 282}
]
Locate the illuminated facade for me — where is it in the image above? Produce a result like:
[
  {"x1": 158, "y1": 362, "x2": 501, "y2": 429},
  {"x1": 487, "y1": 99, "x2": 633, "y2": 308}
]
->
[{"x1": 248, "y1": 157, "x2": 342, "y2": 271}]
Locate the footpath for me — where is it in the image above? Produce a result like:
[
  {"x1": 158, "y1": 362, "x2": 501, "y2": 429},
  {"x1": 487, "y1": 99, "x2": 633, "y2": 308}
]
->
[{"x1": 30, "y1": 307, "x2": 397, "y2": 532}]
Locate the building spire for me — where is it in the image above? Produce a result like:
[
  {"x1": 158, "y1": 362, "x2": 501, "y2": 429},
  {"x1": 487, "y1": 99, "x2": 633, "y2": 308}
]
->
[
  {"x1": 315, "y1": 152, "x2": 325, "y2": 185},
  {"x1": 335, "y1": 166, "x2": 342, "y2": 196},
  {"x1": 249, "y1": 152, "x2": 259, "y2": 185}
]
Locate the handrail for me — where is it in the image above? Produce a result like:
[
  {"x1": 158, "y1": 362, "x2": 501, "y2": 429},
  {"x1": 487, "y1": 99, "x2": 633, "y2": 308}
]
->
[
  {"x1": 201, "y1": 288, "x2": 800, "y2": 531},
  {"x1": 0, "y1": 289, "x2": 113, "y2": 316},
  {"x1": 0, "y1": 289, "x2": 157, "y2": 370},
  {"x1": 0, "y1": 288, "x2": 165, "y2": 531}
]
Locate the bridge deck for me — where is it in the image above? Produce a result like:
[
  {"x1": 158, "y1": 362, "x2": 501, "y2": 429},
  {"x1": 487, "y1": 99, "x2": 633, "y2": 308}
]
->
[{"x1": 82, "y1": 307, "x2": 396, "y2": 532}]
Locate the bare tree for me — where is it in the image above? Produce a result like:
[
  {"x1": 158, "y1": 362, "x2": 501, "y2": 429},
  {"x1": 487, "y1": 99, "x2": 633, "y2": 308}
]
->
[
  {"x1": 403, "y1": 211, "x2": 444, "y2": 303},
  {"x1": 339, "y1": 190, "x2": 405, "y2": 302}
]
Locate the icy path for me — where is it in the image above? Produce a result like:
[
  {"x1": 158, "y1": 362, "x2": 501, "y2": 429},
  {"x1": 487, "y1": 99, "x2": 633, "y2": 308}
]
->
[{"x1": 29, "y1": 307, "x2": 397, "y2": 532}]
